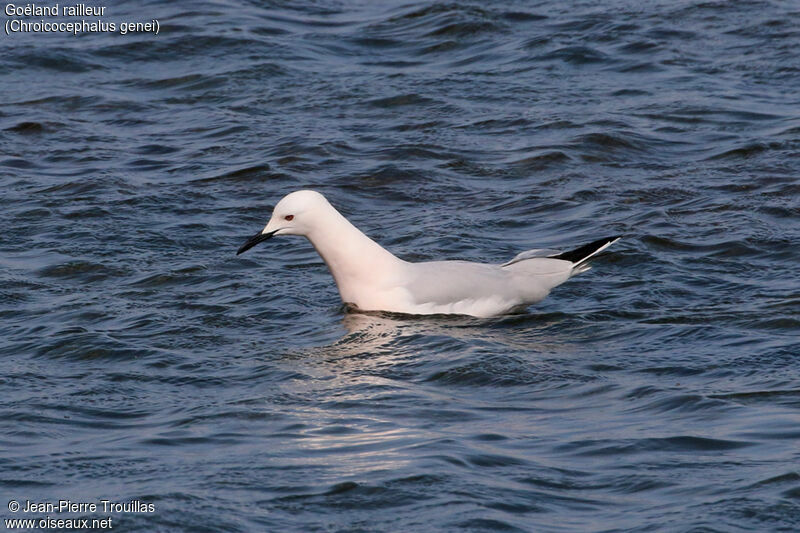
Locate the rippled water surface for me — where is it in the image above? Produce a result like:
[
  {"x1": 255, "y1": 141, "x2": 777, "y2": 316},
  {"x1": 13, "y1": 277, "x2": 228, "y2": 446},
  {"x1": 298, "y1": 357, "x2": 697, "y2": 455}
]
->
[{"x1": 2, "y1": 1, "x2": 799, "y2": 531}]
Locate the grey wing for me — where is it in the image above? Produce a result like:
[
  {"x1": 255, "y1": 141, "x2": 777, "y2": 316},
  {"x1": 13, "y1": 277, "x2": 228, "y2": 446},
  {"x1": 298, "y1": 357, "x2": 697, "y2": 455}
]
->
[
  {"x1": 501, "y1": 248, "x2": 562, "y2": 267},
  {"x1": 404, "y1": 261, "x2": 515, "y2": 305}
]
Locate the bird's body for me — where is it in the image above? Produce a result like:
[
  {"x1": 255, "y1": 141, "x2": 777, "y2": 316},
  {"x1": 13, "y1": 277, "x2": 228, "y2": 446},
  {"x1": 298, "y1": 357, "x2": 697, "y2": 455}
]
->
[{"x1": 237, "y1": 190, "x2": 619, "y2": 318}]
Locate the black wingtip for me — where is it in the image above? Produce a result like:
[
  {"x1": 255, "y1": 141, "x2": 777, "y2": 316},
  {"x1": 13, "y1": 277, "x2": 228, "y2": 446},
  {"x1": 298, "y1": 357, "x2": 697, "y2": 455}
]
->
[{"x1": 553, "y1": 235, "x2": 621, "y2": 264}]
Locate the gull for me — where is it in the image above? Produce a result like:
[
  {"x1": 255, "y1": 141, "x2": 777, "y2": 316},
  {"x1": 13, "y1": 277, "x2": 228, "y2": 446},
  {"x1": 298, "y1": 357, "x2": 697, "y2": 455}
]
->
[{"x1": 237, "y1": 190, "x2": 620, "y2": 318}]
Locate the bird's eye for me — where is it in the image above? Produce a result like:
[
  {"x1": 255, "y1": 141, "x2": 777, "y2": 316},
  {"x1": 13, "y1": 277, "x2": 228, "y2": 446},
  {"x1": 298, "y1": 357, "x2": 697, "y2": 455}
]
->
[{"x1": 284, "y1": 215, "x2": 294, "y2": 221}]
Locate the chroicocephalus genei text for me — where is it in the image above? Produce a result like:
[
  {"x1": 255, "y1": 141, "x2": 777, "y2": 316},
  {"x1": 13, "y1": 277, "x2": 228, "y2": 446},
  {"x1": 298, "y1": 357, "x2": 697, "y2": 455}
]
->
[{"x1": 237, "y1": 190, "x2": 620, "y2": 317}]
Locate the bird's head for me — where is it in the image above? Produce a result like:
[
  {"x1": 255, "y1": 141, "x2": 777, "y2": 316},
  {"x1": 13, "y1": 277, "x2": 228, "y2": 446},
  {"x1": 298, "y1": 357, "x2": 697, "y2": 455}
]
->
[{"x1": 237, "y1": 190, "x2": 332, "y2": 255}]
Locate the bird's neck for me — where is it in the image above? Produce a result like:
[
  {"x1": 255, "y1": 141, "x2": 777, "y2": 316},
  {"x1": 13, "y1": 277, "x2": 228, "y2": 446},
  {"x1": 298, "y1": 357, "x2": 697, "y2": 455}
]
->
[{"x1": 305, "y1": 208, "x2": 403, "y2": 302}]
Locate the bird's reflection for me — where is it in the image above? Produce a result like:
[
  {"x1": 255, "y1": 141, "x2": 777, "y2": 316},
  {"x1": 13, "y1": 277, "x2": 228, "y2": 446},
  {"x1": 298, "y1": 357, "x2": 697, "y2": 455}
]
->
[
  {"x1": 342, "y1": 308, "x2": 487, "y2": 334},
  {"x1": 283, "y1": 309, "x2": 577, "y2": 476},
  {"x1": 311, "y1": 307, "x2": 572, "y2": 364}
]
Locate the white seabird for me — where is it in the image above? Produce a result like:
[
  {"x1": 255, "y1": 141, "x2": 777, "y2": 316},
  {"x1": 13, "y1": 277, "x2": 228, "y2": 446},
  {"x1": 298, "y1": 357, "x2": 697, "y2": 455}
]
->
[{"x1": 237, "y1": 190, "x2": 620, "y2": 318}]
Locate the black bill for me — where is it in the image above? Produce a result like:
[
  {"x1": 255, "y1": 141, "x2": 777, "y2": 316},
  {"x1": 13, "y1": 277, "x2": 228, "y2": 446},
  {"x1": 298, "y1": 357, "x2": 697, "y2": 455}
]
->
[{"x1": 237, "y1": 230, "x2": 276, "y2": 255}]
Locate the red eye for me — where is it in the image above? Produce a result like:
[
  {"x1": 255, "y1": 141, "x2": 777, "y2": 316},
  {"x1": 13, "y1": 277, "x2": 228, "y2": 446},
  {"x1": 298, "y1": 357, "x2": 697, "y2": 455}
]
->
[{"x1": 284, "y1": 215, "x2": 294, "y2": 221}]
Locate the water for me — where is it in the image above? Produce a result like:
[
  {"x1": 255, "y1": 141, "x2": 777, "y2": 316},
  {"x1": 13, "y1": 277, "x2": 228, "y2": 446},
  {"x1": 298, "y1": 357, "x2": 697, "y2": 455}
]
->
[{"x1": 1, "y1": 1, "x2": 799, "y2": 531}]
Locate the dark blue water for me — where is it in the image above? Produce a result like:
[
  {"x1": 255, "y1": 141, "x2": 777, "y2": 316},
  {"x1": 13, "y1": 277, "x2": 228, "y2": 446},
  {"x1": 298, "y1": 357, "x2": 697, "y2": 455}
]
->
[{"x1": 2, "y1": 1, "x2": 799, "y2": 531}]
